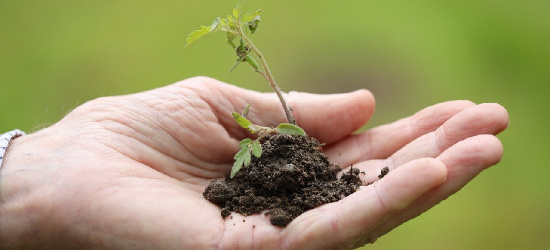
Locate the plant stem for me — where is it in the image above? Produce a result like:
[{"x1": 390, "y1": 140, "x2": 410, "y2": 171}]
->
[
  {"x1": 231, "y1": 16, "x2": 296, "y2": 125},
  {"x1": 240, "y1": 35, "x2": 296, "y2": 125}
]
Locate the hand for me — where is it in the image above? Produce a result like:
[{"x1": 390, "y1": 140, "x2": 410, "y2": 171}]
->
[{"x1": 0, "y1": 77, "x2": 508, "y2": 249}]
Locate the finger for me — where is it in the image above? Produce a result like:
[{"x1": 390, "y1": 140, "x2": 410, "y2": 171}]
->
[
  {"x1": 338, "y1": 103, "x2": 508, "y2": 184},
  {"x1": 288, "y1": 89, "x2": 375, "y2": 144},
  {"x1": 325, "y1": 100, "x2": 475, "y2": 166},
  {"x1": 389, "y1": 103, "x2": 509, "y2": 167},
  {"x1": 365, "y1": 134, "x2": 504, "y2": 243},
  {"x1": 284, "y1": 158, "x2": 447, "y2": 249}
]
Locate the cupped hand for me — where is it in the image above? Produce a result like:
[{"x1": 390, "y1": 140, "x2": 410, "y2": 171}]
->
[{"x1": 0, "y1": 77, "x2": 508, "y2": 249}]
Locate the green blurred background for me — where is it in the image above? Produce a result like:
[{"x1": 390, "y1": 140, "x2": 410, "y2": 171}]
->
[{"x1": 1, "y1": 0, "x2": 548, "y2": 249}]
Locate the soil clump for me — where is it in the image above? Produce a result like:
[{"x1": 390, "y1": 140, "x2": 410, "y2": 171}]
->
[{"x1": 203, "y1": 134, "x2": 362, "y2": 226}]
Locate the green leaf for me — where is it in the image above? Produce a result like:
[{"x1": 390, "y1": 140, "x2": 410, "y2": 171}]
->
[
  {"x1": 239, "y1": 138, "x2": 253, "y2": 148},
  {"x1": 243, "y1": 150, "x2": 251, "y2": 166},
  {"x1": 184, "y1": 17, "x2": 223, "y2": 47},
  {"x1": 220, "y1": 18, "x2": 227, "y2": 28},
  {"x1": 276, "y1": 123, "x2": 306, "y2": 136},
  {"x1": 185, "y1": 26, "x2": 211, "y2": 47},
  {"x1": 231, "y1": 155, "x2": 245, "y2": 178},
  {"x1": 245, "y1": 55, "x2": 259, "y2": 70},
  {"x1": 227, "y1": 15, "x2": 236, "y2": 24},
  {"x1": 251, "y1": 141, "x2": 262, "y2": 158},
  {"x1": 233, "y1": 0, "x2": 244, "y2": 19},
  {"x1": 234, "y1": 146, "x2": 249, "y2": 160},
  {"x1": 232, "y1": 112, "x2": 253, "y2": 129},
  {"x1": 242, "y1": 9, "x2": 262, "y2": 22}
]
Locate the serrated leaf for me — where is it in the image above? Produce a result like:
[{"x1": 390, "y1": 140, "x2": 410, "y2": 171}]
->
[
  {"x1": 231, "y1": 156, "x2": 245, "y2": 178},
  {"x1": 251, "y1": 141, "x2": 262, "y2": 158},
  {"x1": 233, "y1": 8, "x2": 239, "y2": 19},
  {"x1": 185, "y1": 26, "x2": 212, "y2": 47},
  {"x1": 239, "y1": 138, "x2": 253, "y2": 148},
  {"x1": 276, "y1": 123, "x2": 306, "y2": 136},
  {"x1": 234, "y1": 146, "x2": 249, "y2": 160},
  {"x1": 227, "y1": 15, "x2": 235, "y2": 23},
  {"x1": 243, "y1": 150, "x2": 251, "y2": 166},
  {"x1": 234, "y1": 0, "x2": 244, "y2": 19},
  {"x1": 232, "y1": 112, "x2": 253, "y2": 129},
  {"x1": 242, "y1": 9, "x2": 262, "y2": 22}
]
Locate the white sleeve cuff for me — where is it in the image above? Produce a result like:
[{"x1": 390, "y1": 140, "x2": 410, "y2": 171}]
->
[{"x1": 0, "y1": 129, "x2": 26, "y2": 168}]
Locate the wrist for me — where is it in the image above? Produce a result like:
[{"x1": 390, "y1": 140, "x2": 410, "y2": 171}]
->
[{"x1": 0, "y1": 130, "x2": 58, "y2": 249}]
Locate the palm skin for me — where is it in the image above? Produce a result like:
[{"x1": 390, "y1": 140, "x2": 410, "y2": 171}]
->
[{"x1": 0, "y1": 77, "x2": 509, "y2": 249}]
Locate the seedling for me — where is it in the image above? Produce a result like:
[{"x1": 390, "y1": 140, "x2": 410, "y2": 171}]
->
[{"x1": 186, "y1": 0, "x2": 305, "y2": 177}]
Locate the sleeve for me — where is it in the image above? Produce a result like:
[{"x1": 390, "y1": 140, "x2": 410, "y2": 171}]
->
[{"x1": 0, "y1": 129, "x2": 26, "y2": 168}]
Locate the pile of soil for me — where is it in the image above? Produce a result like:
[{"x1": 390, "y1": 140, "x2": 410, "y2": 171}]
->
[{"x1": 203, "y1": 134, "x2": 363, "y2": 226}]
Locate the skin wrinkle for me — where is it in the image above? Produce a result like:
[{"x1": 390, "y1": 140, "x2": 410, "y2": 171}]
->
[
  {"x1": 52, "y1": 177, "x2": 111, "y2": 246},
  {"x1": 85, "y1": 105, "x2": 228, "y2": 180},
  {"x1": 328, "y1": 201, "x2": 351, "y2": 250},
  {"x1": 281, "y1": 212, "x2": 318, "y2": 249},
  {"x1": 373, "y1": 183, "x2": 391, "y2": 216},
  {"x1": 69, "y1": 177, "x2": 184, "y2": 248},
  {"x1": 186, "y1": 79, "x2": 234, "y2": 118},
  {"x1": 434, "y1": 127, "x2": 448, "y2": 156},
  {"x1": 342, "y1": 95, "x2": 368, "y2": 136},
  {"x1": 407, "y1": 111, "x2": 419, "y2": 147},
  {"x1": 356, "y1": 132, "x2": 371, "y2": 162},
  {"x1": 22, "y1": 189, "x2": 53, "y2": 246},
  {"x1": 148, "y1": 102, "x2": 229, "y2": 173},
  {"x1": 149, "y1": 84, "x2": 226, "y2": 158},
  {"x1": 187, "y1": 80, "x2": 249, "y2": 141},
  {"x1": 327, "y1": 204, "x2": 342, "y2": 246}
]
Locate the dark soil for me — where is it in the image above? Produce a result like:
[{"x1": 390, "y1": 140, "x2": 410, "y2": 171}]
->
[
  {"x1": 203, "y1": 134, "x2": 363, "y2": 227},
  {"x1": 378, "y1": 166, "x2": 389, "y2": 179}
]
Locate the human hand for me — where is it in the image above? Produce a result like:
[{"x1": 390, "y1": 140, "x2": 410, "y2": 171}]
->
[{"x1": 0, "y1": 77, "x2": 508, "y2": 249}]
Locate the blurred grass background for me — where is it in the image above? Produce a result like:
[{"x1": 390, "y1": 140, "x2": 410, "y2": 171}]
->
[{"x1": 1, "y1": 0, "x2": 548, "y2": 249}]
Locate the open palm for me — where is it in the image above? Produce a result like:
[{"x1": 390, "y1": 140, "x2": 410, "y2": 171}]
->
[{"x1": 1, "y1": 77, "x2": 508, "y2": 249}]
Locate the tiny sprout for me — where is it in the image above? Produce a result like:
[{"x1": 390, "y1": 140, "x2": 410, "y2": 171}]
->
[{"x1": 185, "y1": 0, "x2": 296, "y2": 125}]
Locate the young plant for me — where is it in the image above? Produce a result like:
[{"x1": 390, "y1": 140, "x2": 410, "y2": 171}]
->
[
  {"x1": 185, "y1": 0, "x2": 295, "y2": 125},
  {"x1": 186, "y1": 0, "x2": 306, "y2": 178}
]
